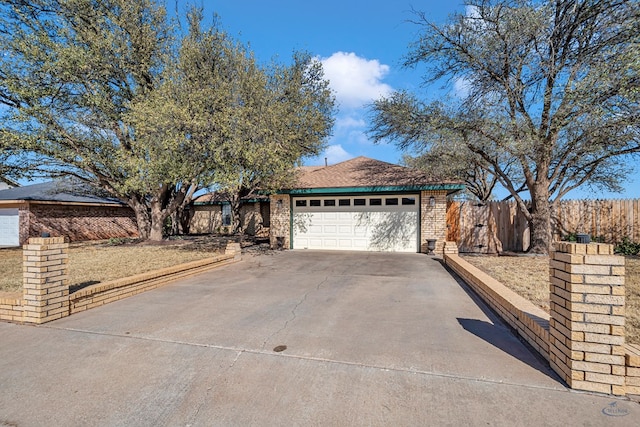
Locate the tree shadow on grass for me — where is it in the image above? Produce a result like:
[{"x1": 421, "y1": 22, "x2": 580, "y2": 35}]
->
[{"x1": 69, "y1": 280, "x2": 100, "y2": 294}]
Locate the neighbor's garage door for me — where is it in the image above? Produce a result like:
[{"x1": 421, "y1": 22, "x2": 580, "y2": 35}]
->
[
  {"x1": 292, "y1": 195, "x2": 419, "y2": 252},
  {"x1": 0, "y1": 208, "x2": 19, "y2": 247}
]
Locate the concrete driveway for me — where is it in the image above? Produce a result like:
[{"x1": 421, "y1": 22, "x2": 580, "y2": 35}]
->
[{"x1": 0, "y1": 250, "x2": 638, "y2": 426}]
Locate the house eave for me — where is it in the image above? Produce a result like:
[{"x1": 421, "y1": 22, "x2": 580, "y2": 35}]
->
[{"x1": 278, "y1": 184, "x2": 466, "y2": 195}]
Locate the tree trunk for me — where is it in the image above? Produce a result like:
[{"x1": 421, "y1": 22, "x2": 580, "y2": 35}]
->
[
  {"x1": 149, "y1": 201, "x2": 168, "y2": 241},
  {"x1": 230, "y1": 193, "x2": 243, "y2": 234},
  {"x1": 528, "y1": 183, "x2": 552, "y2": 254},
  {"x1": 129, "y1": 197, "x2": 151, "y2": 240}
]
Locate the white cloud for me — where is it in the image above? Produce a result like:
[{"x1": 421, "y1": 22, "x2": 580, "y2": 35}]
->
[
  {"x1": 335, "y1": 115, "x2": 366, "y2": 131},
  {"x1": 453, "y1": 77, "x2": 471, "y2": 99},
  {"x1": 320, "y1": 52, "x2": 393, "y2": 109},
  {"x1": 322, "y1": 144, "x2": 353, "y2": 165},
  {"x1": 465, "y1": 5, "x2": 481, "y2": 19}
]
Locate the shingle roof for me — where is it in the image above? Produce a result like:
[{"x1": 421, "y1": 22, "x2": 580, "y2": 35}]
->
[
  {"x1": 292, "y1": 156, "x2": 463, "y2": 190},
  {"x1": 0, "y1": 179, "x2": 125, "y2": 205}
]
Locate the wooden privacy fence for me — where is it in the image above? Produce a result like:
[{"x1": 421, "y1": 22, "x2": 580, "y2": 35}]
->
[{"x1": 446, "y1": 199, "x2": 640, "y2": 253}]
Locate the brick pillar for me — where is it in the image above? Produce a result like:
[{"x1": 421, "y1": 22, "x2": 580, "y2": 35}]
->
[
  {"x1": 420, "y1": 191, "x2": 447, "y2": 254},
  {"x1": 549, "y1": 242, "x2": 626, "y2": 395},
  {"x1": 270, "y1": 194, "x2": 291, "y2": 249},
  {"x1": 22, "y1": 237, "x2": 70, "y2": 324}
]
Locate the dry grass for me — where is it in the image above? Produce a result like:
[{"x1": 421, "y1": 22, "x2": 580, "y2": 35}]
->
[
  {"x1": 463, "y1": 254, "x2": 640, "y2": 345},
  {"x1": 0, "y1": 237, "x2": 228, "y2": 297}
]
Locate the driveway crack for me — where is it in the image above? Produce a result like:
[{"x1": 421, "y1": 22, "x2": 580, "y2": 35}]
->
[{"x1": 261, "y1": 276, "x2": 328, "y2": 350}]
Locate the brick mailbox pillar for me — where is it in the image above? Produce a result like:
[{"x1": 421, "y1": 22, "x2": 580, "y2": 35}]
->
[
  {"x1": 22, "y1": 237, "x2": 70, "y2": 324},
  {"x1": 549, "y1": 242, "x2": 626, "y2": 395}
]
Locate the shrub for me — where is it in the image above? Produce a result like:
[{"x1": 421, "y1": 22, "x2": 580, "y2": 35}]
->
[{"x1": 614, "y1": 237, "x2": 640, "y2": 256}]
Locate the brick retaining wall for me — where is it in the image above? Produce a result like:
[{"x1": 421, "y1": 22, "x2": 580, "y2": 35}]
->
[
  {"x1": 445, "y1": 245, "x2": 639, "y2": 397},
  {"x1": 1, "y1": 238, "x2": 240, "y2": 324},
  {"x1": 444, "y1": 254, "x2": 550, "y2": 361}
]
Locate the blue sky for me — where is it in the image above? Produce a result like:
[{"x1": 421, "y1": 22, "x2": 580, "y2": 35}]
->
[
  {"x1": 195, "y1": 1, "x2": 453, "y2": 165},
  {"x1": 198, "y1": 1, "x2": 640, "y2": 200}
]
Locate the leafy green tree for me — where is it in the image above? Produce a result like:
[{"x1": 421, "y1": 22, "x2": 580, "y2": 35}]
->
[
  {"x1": 0, "y1": 0, "x2": 177, "y2": 239},
  {"x1": 369, "y1": 0, "x2": 640, "y2": 253},
  {"x1": 212, "y1": 52, "x2": 335, "y2": 233},
  {"x1": 0, "y1": 1, "x2": 335, "y2": 240}
]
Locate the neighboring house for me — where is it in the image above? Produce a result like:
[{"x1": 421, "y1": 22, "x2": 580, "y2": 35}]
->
[
  {"x1": 190, "y1": 193, "x2": 270, "y2": 237},
  {"x1": 0, "y1": 179, "x2": 138, "y2": 246},
  {"x1": 270, "y1": 157, "x2": 465, "y2": 253}
]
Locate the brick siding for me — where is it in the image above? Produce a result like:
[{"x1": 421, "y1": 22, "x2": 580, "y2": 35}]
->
[
  {"x1": 190, "y1": 205, "x2": 223, "y2": 234},
  {"x1": 269, "y1": 195, "x2": 290, "y2": 249},
  {"x1": 20, "y1": 203, "x2": 138, "y2": 244},
  {"x1": 421, "y1": 191, "x2": 447, "y2": 254}
]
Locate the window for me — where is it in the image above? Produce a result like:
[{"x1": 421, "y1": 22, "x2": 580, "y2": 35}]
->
[
  {"x1": 324, "y1": 199, "x2": 336, "y2": 206},
  {"x1": 354, "y1": 199, "x2": 366, "y2": 206},
  {"x1": 339, "y1": 199, "x2": 351, "y2": 206},
  {"x1": 310, "y1": 200, "x2": 321, "y2": 207},
  {"x1": 402, "y1": 197, "x2": 416, "y2": 205},
  {"x1": 222, "y1": 204, "x2": 232, "y2": 226},
  {"x1": 385, "y1": 198, "x2": 399, "y2": 205},
  {"x1": 295, "y1": 200, "x2": 307, "y2": 207},
  {"x1": 369, "y1": 198, "x2": 382, "y2": 206}
]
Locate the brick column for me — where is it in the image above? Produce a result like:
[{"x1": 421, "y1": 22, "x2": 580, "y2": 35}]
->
[
  {"x1": 22, "y1": 237, "x2": 70, "y2": 324},
  {"x1": 269, "y1": 194, "x2": 291, "y2": 249},
  {"x1": 549, "y1": 242, "x2": 626, "y2": 395},
  {"x1": 420, "y1": 191, "x2": 447, "y2": 254}
]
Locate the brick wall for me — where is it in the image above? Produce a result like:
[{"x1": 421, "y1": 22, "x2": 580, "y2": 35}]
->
[
  {"x1": 69, "y1": 253, "x2": 237, "y2": 314},
  {"x1": 627, "y1": 344, "x2": 640, "y2": 395},
  {"x1": 23, "y1": 203, "x2": 138, "y2": 244},
  {"x1": 239, "y1": 202, "x2": 265, "y2": 236},
  {"x1": 270, "y1": 194, "x2": 290, "y2": 249},
  {"x1": 190, "y1": 205, "x2": 223, "y2": 234},
  {"x1": 447, "y1": 243, "x2": 640, "y2": 396},
  {"x1": 420, "y1": 191, "x2": 447, "y2": 254},
  {"x1": 0, "y1": 297, "x2": 23, "y2": 322},
  {"x1": 1, "y1": 240, "x2": 240, "y2": 324}
]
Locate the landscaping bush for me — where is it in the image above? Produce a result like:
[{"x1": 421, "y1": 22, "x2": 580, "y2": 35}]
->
[{"x1": 615, "y1": 237, "x2": 640, "y2": 256}]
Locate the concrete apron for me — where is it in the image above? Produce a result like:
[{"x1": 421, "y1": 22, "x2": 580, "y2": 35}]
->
[{"x1": 0, "y1": 251, "x2": 638, "y2": 426}]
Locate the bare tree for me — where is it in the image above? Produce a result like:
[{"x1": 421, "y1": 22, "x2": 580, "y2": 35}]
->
[{"x1": 370, "y1": 0, "x2": 640, "y2": 253}]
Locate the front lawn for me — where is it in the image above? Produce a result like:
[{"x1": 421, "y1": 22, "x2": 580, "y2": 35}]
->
[{"x1": 0, "y1": 237, "x2": 230, "y2": 297}]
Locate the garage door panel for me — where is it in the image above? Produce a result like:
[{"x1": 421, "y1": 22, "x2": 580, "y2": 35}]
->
[
  {"x1": 338, "y1": 239, "x2": 353, "y2": 248},
  {"x1": 0, "y1": 208, "x2": 19, "y2": 247},
  {"x1": 292, "y1": 196, "x2": 419, "y2": 252}
]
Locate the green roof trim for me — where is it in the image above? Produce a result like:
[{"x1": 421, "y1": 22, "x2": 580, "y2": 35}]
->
[
  {"x1": 194, "y1": 198, "x2": 266, "y2": 206},
  {"x1": 280, "y1": 184, "x2": 465, "y2": 195}
]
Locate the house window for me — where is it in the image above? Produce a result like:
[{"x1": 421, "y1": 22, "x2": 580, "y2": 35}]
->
[
  {"x1": 354, "y1": 199, "x2": 366, "y2": 206},
  {"x1": 339, "y1": 199, "x2": 351, "y2": 206},
  {"x1": 402, "y1": 197, "x2": 416, "y2": 205},
  {"x1": 369, "y1": 198, "x2": 382, "y2": 206},
  {"x1": 310, "y1": 200, "x2": 321, "y2": 207},
  {"x1": 222, "y1": 204, "x2": 232, "y2": 226},
  {"x1": 385, "y1": 198, "x2": 399, "y2": 206},
  {"x1": 295, "y1": 200, "x2": 307, "y2": 207},
  {"x1": 324, "y1": 199, "x2": 336, "y2": 207}
]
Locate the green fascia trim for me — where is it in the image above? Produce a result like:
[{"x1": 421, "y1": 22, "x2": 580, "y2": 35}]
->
[
  {"x1": 194, "y1": 198, "x2": 266, "y2": 206},
  {"x1": 280, "y1": 184, "x2": 465, "y2": 195}
]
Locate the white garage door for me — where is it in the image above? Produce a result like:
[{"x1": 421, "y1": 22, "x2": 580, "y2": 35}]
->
[
  {"x1": 292, "y1": 195, "x2": 419, "y2": 252},
  {"x1": 0, "y1": 208, "x2": 19, "y2": 247}
]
